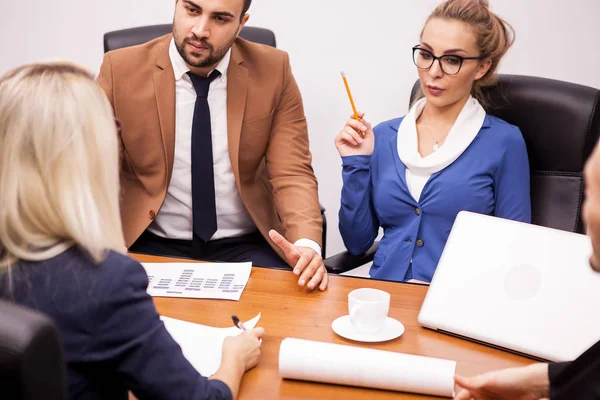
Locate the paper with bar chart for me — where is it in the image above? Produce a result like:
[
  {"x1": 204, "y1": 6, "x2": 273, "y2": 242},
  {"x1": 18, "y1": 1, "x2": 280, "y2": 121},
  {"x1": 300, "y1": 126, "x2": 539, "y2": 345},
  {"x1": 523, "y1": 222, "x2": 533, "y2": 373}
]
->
[{"x1": 142, "y1": 262, "x2": 252, "y2": 301}]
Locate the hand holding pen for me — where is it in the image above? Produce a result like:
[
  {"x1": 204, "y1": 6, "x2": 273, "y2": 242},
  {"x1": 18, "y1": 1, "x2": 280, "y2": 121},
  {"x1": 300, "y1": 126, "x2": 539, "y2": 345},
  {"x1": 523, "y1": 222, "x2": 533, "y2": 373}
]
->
[
  {"x1": 219, "y1": 316, "x2": 264, "y2": 373},
  {"x1": 211, "y1": 318, "x2": 264, "y2": 399}
]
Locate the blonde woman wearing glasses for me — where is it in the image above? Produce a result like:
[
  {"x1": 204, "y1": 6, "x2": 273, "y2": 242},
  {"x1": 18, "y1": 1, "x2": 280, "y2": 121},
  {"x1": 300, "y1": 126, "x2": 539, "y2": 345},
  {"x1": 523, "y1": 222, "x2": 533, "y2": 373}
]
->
[
  {"x1": 0, "y1": 62, "x2": 262, "y2": 400},
  {"x1": 335, "y1": 0, "x2": 531, "y2": 283}
]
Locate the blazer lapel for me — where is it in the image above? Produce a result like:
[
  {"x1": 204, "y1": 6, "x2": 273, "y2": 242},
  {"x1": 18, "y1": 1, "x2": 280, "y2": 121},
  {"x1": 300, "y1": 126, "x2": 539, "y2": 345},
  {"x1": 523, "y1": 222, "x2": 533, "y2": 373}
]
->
[
  {"x1": 389, "y1": 131, "x2": 415, "y2": 202},
  {"x1": 226, "y1": 42, "x2": 248, "y2": 184},
  {"x1": 153, "y1": 37, "x2": 176, "y2": 183}
]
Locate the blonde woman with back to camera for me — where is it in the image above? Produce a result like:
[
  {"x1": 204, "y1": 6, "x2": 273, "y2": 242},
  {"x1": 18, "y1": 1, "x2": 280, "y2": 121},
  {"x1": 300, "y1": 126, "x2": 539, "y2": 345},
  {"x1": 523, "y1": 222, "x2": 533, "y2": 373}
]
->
[
  {"x1": 0, "y1": 62, "x2": 263, "y2": 400},
  {"x1": 336, "y1": 0, "x2": 531, "y2": 283}
]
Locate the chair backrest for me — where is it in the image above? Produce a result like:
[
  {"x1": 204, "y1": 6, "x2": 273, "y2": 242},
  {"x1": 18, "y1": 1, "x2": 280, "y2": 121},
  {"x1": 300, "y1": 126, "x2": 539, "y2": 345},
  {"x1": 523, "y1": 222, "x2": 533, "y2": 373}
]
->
[
  {"x1": 410, "y1": 74, "x2": 600, "y2": 233},
  {"x1": 0, "y1": 301, "x2": 67, "y2": 400},
  {"x1": 104, "y1": 24, "x2": 276, "y2": 53}
]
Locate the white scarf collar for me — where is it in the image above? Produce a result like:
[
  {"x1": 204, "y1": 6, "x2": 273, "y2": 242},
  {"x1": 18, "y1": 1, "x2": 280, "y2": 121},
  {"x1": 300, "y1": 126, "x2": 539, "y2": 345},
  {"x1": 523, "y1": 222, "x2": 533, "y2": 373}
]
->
[{"x1": 397, "y1": 96, "x2": 486, "y2": 176}]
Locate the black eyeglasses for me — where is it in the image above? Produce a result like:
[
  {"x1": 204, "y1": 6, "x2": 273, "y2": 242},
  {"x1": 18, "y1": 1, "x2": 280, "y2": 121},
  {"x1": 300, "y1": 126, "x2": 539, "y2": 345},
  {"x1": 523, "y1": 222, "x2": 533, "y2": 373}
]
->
[{"x1": 412, "y1": 46, "x2": 483, "y2": 75}]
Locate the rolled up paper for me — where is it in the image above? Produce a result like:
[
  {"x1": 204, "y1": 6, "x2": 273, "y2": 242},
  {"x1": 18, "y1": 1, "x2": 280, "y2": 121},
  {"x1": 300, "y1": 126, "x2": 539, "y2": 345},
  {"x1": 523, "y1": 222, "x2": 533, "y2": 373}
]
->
[{"x1": 279, "y1": 338, "x2": 456, "y2": 397}]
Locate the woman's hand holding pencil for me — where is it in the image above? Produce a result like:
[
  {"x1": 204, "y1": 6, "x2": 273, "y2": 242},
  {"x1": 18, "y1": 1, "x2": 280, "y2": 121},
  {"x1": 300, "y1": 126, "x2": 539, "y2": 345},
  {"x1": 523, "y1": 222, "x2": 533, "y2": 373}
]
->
[
  {"x1": 337, "y1": 71, "x2": 375, "y2": 157},
  {"x1": 335, "y1": 112, "x2": 375, "y2": 157}
]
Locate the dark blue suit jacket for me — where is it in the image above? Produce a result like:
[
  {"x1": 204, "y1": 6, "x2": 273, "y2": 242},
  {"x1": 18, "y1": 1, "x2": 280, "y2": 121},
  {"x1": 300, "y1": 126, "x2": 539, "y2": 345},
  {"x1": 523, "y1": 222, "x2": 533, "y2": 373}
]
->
[{"x1": 0, "y1": 247, "x2": 232, "y2": 400}]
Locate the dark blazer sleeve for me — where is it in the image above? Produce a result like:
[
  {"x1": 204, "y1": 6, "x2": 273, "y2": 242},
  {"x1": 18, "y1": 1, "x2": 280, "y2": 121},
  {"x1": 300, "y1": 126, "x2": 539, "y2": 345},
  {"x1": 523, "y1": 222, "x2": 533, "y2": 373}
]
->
[
  {"x1": 548, "y1": 339, "x2": 600, "y2": 399},
  {"x1": 84, "y1": 253, "x2": 232, "y2": 400}
]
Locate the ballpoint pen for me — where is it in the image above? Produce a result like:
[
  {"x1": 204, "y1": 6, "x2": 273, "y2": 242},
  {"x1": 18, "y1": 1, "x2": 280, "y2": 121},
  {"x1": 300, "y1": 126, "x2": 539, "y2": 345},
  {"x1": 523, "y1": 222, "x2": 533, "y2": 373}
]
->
[{"x1": 231, "y1": 315, "x2": 246, "y2": 331}]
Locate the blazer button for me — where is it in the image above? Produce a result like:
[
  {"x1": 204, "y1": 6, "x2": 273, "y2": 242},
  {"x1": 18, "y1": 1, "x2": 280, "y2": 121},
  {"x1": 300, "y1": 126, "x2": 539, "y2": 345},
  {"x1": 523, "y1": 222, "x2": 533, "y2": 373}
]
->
[
  {"x1": 415, "y1": 207, "x2": 421, "y2": 216},
  {"x1": 416, "y1": 238, "x2": 424, "y2": 247},
  {"x1": 148, "y1": 210, "x2": 156, "y2": 219}
]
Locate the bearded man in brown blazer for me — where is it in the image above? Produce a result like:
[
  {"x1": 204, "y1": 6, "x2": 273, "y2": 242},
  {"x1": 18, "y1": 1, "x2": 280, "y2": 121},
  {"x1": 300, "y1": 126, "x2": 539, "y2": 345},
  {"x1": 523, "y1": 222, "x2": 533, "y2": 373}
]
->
[{"x1": 97, "y1": 0, "x2": 328, "y2": 291}]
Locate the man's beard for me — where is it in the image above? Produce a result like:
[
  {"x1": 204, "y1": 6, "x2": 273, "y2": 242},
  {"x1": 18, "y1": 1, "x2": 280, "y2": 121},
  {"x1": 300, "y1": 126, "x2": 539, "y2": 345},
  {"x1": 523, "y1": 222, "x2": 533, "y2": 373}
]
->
[{"x1": 175, "y1": 31, "x2": 237, "y2": 69}]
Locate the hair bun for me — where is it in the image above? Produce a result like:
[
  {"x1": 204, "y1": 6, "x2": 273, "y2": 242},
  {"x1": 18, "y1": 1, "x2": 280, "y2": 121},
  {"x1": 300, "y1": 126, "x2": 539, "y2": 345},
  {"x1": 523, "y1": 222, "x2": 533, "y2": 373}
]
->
[{"x1": 448, "y1": 0, "x2": 490, "y2": 8}]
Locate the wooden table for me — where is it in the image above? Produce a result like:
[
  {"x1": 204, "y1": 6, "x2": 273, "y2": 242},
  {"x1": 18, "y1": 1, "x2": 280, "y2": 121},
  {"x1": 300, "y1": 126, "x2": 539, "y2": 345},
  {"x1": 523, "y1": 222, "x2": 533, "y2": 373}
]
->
[{"x1": 134, "y1": 254, "x2": 534, "y2": 399}]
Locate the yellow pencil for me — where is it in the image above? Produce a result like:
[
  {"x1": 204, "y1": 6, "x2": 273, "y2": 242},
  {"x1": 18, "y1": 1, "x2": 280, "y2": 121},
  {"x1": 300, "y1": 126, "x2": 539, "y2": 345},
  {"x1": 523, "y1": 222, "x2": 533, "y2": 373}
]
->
[
  {"x1": 341, "y1": 71, "x2": 363, "y2": 137},
  {"x1": 341, "y1": 71, "x2": 360, "y2": 120}
]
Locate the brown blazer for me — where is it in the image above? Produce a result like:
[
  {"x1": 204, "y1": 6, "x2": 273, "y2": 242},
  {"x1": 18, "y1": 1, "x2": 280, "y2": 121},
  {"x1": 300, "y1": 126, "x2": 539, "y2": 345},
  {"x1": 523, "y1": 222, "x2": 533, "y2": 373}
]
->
[{"x1": 97, "y1": 34, "x2": 322, "y2": 262}]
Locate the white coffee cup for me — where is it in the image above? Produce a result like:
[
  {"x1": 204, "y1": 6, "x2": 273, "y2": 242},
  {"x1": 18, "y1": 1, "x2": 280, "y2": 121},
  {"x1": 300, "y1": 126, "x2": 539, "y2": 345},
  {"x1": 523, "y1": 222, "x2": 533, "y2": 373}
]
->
[{"x1": 348, "y1": 288, "x2": 390, "y2": 335}]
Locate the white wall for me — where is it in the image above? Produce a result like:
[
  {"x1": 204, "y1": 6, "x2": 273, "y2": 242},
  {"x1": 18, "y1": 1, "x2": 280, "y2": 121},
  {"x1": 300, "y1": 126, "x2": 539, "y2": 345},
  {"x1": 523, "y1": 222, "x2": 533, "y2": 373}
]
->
[{"x1": 2, "y1": 0, "x2": 600, "y2": 258}]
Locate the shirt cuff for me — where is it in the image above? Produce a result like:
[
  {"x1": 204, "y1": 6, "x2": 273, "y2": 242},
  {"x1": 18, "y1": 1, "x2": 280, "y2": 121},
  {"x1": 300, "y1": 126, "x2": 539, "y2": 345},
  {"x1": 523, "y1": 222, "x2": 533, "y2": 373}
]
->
[
  {"x1": 341, "y1": 155, "x2": 372, "y2": 167},
  {"x1": 294, "y1": 238, "x2": 322, "y2": 257}
]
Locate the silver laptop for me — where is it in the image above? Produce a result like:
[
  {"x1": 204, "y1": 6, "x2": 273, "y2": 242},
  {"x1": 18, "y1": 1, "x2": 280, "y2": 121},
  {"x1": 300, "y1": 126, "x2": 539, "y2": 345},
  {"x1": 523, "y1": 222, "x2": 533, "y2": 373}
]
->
[{"x1": 418, "y1": 211, "x2": 600, "y2": 362}]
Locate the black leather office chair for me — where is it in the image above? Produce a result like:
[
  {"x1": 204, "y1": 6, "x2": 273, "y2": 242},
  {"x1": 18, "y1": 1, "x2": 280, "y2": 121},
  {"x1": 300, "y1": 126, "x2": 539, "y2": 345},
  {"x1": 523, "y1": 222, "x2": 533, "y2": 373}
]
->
[
  {"x1": 103, "y1": 24, "x2": 327, "y2": 257},
  {"x1": 104, "y1": 24, "x2": 276, "y2": 52},
  {"x1": 0, "y1": 301, "x2": 67, "y2": 400},
  {"x1": 325, "y1": 74, "x2": 600, "y2": 274}
]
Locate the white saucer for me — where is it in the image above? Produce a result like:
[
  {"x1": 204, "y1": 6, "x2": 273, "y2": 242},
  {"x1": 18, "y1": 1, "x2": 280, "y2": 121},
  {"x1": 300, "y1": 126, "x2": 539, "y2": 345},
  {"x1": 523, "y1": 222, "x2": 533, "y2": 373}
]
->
[{"x1": 331, "y1": 315, "x2": 405, "y2": 343}]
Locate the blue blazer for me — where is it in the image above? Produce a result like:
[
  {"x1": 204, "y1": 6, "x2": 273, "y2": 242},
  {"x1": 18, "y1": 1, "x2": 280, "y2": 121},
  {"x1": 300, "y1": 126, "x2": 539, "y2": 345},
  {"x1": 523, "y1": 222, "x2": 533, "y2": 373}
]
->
[
  {"x1": 0, "y1": 247, "x2": 232, "y2": 400},
  {"x1": 339, "y1": 115, "x2": 531, "y2": 282}
]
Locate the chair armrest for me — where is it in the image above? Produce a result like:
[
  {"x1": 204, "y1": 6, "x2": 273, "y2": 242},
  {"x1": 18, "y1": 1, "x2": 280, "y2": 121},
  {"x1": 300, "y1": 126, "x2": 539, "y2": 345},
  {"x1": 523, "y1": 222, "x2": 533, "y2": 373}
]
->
[
  {"x1": 324, "y1": 242, "x2": 379, "y2": 274},
  {"x1": 319, "y1": 203, "x2": 327, "y2": 258}
]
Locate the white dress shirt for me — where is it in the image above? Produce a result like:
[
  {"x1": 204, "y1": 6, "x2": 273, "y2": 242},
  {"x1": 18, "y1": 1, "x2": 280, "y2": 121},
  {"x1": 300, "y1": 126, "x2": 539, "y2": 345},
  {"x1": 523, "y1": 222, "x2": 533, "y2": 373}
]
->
[
  {"x1": 149, "y1": 39, "x2": 321, "y2": 256},
  {"x1": 150, "y1": 39, "x2": 255, "y2": 241}
]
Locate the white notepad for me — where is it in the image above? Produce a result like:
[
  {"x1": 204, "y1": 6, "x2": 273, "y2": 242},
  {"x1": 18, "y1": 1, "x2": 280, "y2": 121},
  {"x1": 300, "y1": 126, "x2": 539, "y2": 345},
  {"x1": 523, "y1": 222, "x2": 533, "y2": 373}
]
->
[
  {"x1": 142, "y1": 262, "x2": 252, "y2": 301},
  {"x1": 161, "y1": 313, "x2": 261, "y2": 376}
]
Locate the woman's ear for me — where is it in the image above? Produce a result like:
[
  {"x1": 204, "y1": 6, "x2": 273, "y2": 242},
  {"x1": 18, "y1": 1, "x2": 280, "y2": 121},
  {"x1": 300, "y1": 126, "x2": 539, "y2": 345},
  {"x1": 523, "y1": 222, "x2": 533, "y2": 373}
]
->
[{"x1": 474, "y1": 59, "x2": 492, "y2": 81}]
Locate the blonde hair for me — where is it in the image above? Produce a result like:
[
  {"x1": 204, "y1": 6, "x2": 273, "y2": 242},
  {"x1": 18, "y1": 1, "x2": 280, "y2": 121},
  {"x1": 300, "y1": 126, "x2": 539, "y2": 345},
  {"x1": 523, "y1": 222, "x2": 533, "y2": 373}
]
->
[
  {"x1": 421, "y1": 0, "x2": 515, "y2": 108},
  {"x1": 0, "y1": 62, "x2": 125, "y2": 268}
]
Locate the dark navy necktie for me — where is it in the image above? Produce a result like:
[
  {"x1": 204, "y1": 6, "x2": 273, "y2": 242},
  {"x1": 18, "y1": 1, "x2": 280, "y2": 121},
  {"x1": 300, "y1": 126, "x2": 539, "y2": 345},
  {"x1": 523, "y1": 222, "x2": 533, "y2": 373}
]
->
[{"x1": 187, "y1": 70, "x2": 221, "y2": 242}]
